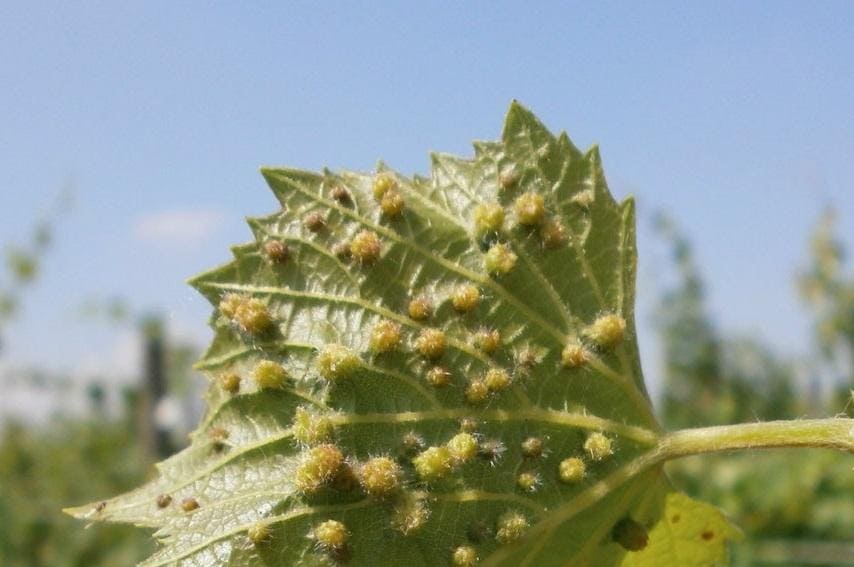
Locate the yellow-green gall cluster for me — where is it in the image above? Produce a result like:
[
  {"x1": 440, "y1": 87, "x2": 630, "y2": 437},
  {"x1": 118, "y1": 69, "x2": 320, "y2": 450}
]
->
[
  {"x1": 584, "y1": 432, "x2": 613, "y2": 461},
  {"x1": 407, "y1": 296, "x2": 432, "y2": 320},
  {"x1": 561, "y1": 340, "x2": 590, "y2": 368},
  {"x1": 484, "y1": 243, "x2": 517, "y2": 275},
  {"x1": 252, "y1": 360, "x2": 288, "y2": 389},
  {"x1": 414, "y1": 328, "x2": 446, "y2": 360},
  {"x1": 473, "y1": 328, "x2": 500, "y2": 354},
  {"x1": 380, "y1": 190, "x2": 405, "y2": 217},
  {"x1": 559, "y1": 457, "x2": 586, "y2": 483},
  {"x1": 296, "y1": 444, "x2": 345, "y2": 493},
  {"x1": 446, "y1": 432, "x2": 478, "y2": 464},
  {"x1": 451, "y1": 284, "x2": 481, "y2": 313},
  {"x1": 369, "y1": 320, "x2": 402, "y2": 354},
  {"x1": 247, "y1": 522, "x2": 271, "y2": 545},
  {"x1": 495, "y1": 510, "x2": 529, "y2": 544},
  {"x1": 514, "y1": 192, "x2": 545, "y2": 226},
  {"x1": 219, "y1": 294, "x2": 273, "y2": 334},
  {"x1": 425, "y1": 366, "x2": 451, "y2": 387},
  {"x1": 372, "y1": 172, "x2": 397, "y2": 199},
  {"x1": 464, "y1": 379, "x2": 489, "y2": 404},
  {"x1": 585, "y1": 313, "x2": 626, "y2": 349},
  {"x1": 313, "y1": 519, "x2": 349, "y2": 550},
  {"x1": 316, "y1": 344, "x2": 361, "y2": 380},
  {"x1": 412, "y1": 446, "x2": 453, "y2": 481},
  {"x1": 452, "y1": 545, "x2": 478, "y2": 566},
  {"x1": 516, "y1": 471, "x2": 540, "y2": 492},
  {"x1": 358, "y1": 456, "x2": 402, "y2": 497},
  {"x1": 484, "y1": 368, "x2": 511, "y2": 392},
  {"x1": 349, "y1": 230, "x2": 382, "y2": 264},
  {"x1": 291, "y1": 407, "x2": 335, "y2": 445},
  {"x1": 472, "y1": 202, "x2": 505, "y2": 235}
]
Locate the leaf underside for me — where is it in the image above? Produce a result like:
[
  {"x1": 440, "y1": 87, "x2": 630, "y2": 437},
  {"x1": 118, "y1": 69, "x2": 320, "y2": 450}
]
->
[{"x1": 68, "y1": 102, "x2": 738, "y2": 566}]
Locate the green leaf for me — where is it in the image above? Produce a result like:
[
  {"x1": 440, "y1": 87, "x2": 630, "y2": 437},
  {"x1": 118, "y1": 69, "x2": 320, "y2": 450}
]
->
[{"x1": 67, "y1": 102, "x2": 739, "y2": 566}]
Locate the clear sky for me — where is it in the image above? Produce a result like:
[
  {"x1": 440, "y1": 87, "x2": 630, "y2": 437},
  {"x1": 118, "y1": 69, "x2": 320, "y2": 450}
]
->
[{"x1": 1, "y1": 2, "x2": 852, "y2": 417}]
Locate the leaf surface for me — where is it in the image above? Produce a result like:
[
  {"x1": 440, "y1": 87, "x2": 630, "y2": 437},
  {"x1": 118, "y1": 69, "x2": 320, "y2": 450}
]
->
[{"x1": 68, "y1": 102, "x2": 738, "y2": 566}]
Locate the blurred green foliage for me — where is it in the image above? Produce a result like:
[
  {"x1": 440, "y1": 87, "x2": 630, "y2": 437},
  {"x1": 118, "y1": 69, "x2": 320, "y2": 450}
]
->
[
  {"x1": 0, "y1": 411, "x2": 154, "y2": 565},
  {"x1": 657, "y1": 211, "x2": 853, "y2": 565}
]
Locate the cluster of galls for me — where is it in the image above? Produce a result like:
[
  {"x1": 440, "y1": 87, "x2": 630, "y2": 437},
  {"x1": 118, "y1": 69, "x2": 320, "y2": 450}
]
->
[
  {"x1": 472, "y1": 180, "x2": 569, "y2": 277},
  {"x1": 561, "y1": 313, "x2": 627, "y2": 370}
]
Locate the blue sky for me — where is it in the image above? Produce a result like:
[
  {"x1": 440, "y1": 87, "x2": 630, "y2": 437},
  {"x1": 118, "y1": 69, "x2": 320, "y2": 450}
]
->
[{"x1": 1, "y1": 2, "x2": 852, "y2": 414}]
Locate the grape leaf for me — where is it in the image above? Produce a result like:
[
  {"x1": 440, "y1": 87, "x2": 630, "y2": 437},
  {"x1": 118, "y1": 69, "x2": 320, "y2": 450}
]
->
[{"x1": 67, "y1": 102, "x2": 739, "y2": 566}]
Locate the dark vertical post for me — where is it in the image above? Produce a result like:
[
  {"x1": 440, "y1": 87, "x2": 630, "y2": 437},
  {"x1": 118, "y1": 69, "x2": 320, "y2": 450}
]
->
[{"x1": 140, "y1": 315, "x2": 171, "y2": 459}]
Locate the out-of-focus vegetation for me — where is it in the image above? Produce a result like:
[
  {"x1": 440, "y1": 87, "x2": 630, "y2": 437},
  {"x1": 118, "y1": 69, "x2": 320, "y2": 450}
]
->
[
  {"x1": 0, "y1": 205, "x2": 850, "y2": 565},
  {"x1": 0, "y1": 400, "x2": 153, "y2": 566},
  {"x1": 656, "y1": 211, "x2": 854, "y2": 566}
]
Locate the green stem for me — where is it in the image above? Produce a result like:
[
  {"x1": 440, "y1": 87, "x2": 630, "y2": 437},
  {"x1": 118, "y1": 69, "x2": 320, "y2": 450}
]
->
[{"x1": 660, "y1": 418, "x2": 854, "y2": 459}]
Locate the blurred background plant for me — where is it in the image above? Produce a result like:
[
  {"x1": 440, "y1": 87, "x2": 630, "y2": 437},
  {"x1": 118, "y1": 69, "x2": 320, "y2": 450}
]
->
[
  {"x1": 0, "y1": 201, "x2": 850, "y2": 565},
  {"x1": 656, "y1": 210, "x2": 854, "y2": 566}
]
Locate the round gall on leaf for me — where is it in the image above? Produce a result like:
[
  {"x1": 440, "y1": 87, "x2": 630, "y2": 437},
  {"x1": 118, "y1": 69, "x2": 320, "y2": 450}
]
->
[
  {"x1": 369, "y1": 320, "x2": 402, "y2": 354},
  {"x1": 407, "y1": 296, "x2": 433, "y2": 320},
  {"x1": 233, "y1": 297, "x2": 273, "y2": 334},
  {"x1": 316, "y1": 344, "x2": 361, "y2": 380},
  {"x1": 380, "y1": 190, "x2": 405, "y2": 217},
  {"x1": 484, "y1": 368, "x2": 511, "y2": 392},
  {"x1": 584, "y1": 432, "x2": 613, "y2": 462},
  {"x1": 451, "y1": 284, "x2": 481, "y2": 313},
  {"x1": 156, "y1": 494, "x2": 172, "y2": 508},
  {"x1": 252, "y1": 360, "x2": 287, "y2": 390},
  {"x1": 521, "y1": 437, "x2": 544, "y2": 459},
  {"x1": 472, "y1": 202, "x2": 505, "y2": 235},
  {"x1": 349, "y1": 230, "x2": 382, "y2": 264},
  {"x1": 372, "y1": 172, "x2": 397, "y2": 199},
  {"x1": 561, "y1": 341, "x2": 590, "y2": 368},
  {"x1": 247, "y1": 523, "x2": 271, "y2": 545},
  {"x1": 303, "y1": 211, "x2": 326, "y2": 232},
  {"x1": 452, "y1": 545, "x2": 478, "y2": 567},
  {"x1": 484, "y1": 243, "x2": 517, "y2": 275},
  {"x1": 313, "y1": 519, "x2": 349, "y2": 550},
  {"x1": 495, "y1": 511, "x2": 529, "y2": 544},
  {"x1": 612, "y1": 517, "x2": 649, "y2": 552},
  {"x1": 296, "y1": 444, "x2": 345, "y2": 493},
  {"x1": 446, "y1": 432, "x2": 478, "y2": 463},
  {"x1": 219, "y1": 372, "x2": 240, "y2": 394},
  {"x1": 218, "y1": 293, "x2": 242, "y2": 318},
  {"x1": 412, "y1": 446, "x2": 453, "y2": 481},
  {"x1": 262, "y1": 239, "x2": 290, "y2": 263},
  {"x1": 559, "y1": 457, "x2": 586, "y2": 484},
  {"x1": 514, "y1": 192, "x2": 545, "y2": 226},
  {"x1": 392, "y1": 492, "x2": 430, "y2": 536},
  {"x1": 473, "y1": 328, "x2": 501, "y2": 355},
  {"x1": 291, "y1": 407, "x2": 335, "y2": 446},
  {"x1": 425, "y1": 366, "x2": 451, "y2": 387},
  {"x1": 330, "y1": 185, "x2": 351, "y2": 204},
  {"x1": 539, "y1": 218, "x2": 567, "y2": 248},
  {"x1": 415, "y1": 328, "x2": 447, "y2": 360},
  {"x1": 585, "y1": 313, "x2": 626, "y2": 349},
  {"x1": 516, "y1": 472, "x2": 540, "y2": 493},
  {"x1": 180, "y1": 498, "x2": 200, "y2": 512},
  {"x1": 465, "y1": 379, "x2": 490, "y2": 404},
  {"x1": 359, "y1": 456, "x2": 402, "y2": 497}
]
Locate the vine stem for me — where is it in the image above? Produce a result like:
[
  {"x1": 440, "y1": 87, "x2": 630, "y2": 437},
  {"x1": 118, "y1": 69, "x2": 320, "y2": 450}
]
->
[{"x1": 660, "y1": 418, "x2": 854, "y2": 459}]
